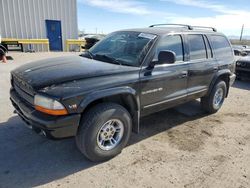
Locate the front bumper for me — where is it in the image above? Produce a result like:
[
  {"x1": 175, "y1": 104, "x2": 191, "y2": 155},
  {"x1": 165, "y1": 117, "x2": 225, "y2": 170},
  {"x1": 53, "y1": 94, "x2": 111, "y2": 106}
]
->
[
  {"x1": 236, "y1": 67, "x2": 250, "y2": 78},
  {"x1": 10, "y1": 89, "x2": 81, "y2": 139},
  {"x1": 229, "y1": 73, "x2": 236, "y2": 86}
]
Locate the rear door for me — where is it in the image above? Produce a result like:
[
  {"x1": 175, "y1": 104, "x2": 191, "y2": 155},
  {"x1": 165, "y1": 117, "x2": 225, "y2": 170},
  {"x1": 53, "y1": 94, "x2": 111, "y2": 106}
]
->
[
  {"x1": 140, "y1": 35, "x2": 188, "y2": 115},
  {"x1": 185, "y1": 34, "x2": 218, "y2": 99}
]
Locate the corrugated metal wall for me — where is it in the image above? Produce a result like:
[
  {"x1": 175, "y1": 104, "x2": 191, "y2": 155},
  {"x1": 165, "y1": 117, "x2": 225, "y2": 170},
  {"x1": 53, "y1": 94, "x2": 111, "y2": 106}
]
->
[{"x1": 0, "y1": 0, "x2": 78, "y2": 51}]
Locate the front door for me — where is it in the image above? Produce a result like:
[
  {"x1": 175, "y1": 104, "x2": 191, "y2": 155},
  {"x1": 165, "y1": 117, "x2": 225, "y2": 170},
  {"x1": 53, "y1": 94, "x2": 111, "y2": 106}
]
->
[
  {"x1": 45, "y1": 20, "x2": 63, "y2": 51},
  {"x1": 140, "y1": 35, "x2": 188, "y2": 116}
]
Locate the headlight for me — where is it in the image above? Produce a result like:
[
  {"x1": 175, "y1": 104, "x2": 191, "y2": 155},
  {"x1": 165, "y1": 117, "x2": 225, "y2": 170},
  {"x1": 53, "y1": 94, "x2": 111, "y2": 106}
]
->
[
  {"x1": 241, "y1": 62, "x2": 246, "y2": 67},
  {"x1": 34, "y1": 95, "x2": 68, "y2": 115}
]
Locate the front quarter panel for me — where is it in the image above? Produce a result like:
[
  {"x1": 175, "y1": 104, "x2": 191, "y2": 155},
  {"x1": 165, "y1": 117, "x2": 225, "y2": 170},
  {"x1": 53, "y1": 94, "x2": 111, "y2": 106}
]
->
[{"x1": 39, "y1": 69, "x2": 140, "y2": 114}]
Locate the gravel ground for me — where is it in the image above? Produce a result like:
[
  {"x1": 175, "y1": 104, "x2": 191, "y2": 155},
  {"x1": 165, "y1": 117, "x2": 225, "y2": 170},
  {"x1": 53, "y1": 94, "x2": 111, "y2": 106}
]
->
[{"x1": 0, "y1": 52, "x2": 250, "y2": 188}]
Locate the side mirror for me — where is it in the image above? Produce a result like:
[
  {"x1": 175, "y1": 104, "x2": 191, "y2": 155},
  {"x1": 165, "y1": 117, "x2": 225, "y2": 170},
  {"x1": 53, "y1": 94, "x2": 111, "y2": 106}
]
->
[{"x1": 158, "y1": 50, "x2": 176, "y2": 64}]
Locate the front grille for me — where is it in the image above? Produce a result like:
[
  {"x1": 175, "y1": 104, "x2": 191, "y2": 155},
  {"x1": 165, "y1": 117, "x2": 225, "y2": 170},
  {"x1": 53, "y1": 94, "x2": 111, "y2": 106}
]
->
[
  {"x1": 12, "y1": 74, "x2": 34, "y2": 95},
  {"x1": 12, "y1": 74, "x2": 35, "y2": 106}
]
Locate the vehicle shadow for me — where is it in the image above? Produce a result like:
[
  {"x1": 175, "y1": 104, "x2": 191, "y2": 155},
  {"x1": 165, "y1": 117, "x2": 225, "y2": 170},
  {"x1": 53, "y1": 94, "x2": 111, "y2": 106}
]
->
[
  {"x1": 0, "y1": 100, "x2": 207, "y2": 188},
  {"x1": 129, "y1": 100, "x2": 207, "y2": 145},
  {"x1": 0, "y1": 116, "x2": 97, "y2": 188},
  {"x1": 232, "y1": 80, "x2": 250, "y2": 91}
]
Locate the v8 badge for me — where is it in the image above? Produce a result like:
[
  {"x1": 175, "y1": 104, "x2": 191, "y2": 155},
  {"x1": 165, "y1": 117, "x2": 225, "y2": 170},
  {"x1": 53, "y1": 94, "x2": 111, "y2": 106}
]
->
[{"x1": 69, "y1": 104, "x2": 77, "y2": 109}]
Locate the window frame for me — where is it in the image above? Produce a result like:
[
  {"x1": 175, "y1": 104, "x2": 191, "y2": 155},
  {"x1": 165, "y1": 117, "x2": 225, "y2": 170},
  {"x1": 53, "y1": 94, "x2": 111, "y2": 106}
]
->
[
  {"x1": 209, "y1": 34, "x2": 233, "y2": 59},
  {"x1": 187, "y1": 34, "x2": 208, "y2": 61},
  {"x1": 154, "y1": 34, "x2": 185, "y2": 63},
  {"x1": 204, "y1": 35, "x2": 213, "y2": 59}
]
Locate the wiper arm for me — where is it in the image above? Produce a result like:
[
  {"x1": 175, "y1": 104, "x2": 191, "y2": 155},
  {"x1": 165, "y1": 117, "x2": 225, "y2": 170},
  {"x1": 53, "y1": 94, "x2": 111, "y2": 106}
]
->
[
  {"x1": 95, "y1": 54, "x2": 122, "y2": 65},
  {"x1": 86, "y1": 50, "x2": 94, "y2": 59},
  {"x1": 79, "y1": 50, "x2": 94, "y2": 59}
]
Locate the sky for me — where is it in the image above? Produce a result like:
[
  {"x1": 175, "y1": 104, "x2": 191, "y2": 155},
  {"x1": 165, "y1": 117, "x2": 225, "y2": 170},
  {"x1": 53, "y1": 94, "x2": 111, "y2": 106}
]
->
[{"x1": 77, "y1": 0, "x2": 250, "y2": 37}]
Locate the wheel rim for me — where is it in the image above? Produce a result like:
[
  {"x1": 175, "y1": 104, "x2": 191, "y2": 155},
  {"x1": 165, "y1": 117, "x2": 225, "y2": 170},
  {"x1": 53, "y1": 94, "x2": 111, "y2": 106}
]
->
[
  {"x1": 97, "y1": 119, "x2": 124, "y2": 151},
  {"x1": 213, "y1": 88, "x2": 224, "y2": 109}
]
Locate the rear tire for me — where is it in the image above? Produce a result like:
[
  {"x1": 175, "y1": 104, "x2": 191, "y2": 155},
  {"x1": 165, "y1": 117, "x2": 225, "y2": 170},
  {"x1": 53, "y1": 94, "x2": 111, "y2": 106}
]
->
[
  {"x1": 201, "y1": 80, "x2": 227, "y2": 114},
  {"x1": 76, "y1": 103, "x2": 132, "y2": 162}
]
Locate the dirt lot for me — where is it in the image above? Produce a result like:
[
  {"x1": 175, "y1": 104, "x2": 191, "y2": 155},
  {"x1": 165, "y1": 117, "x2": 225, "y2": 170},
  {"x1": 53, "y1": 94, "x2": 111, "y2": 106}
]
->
[{"x1": 0, "y1": 52, "x2": 250, "y2": 188}]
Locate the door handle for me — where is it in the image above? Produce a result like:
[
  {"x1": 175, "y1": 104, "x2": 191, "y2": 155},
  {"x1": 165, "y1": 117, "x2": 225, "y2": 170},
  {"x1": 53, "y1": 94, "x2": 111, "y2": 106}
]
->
[{"x1": 213, "y1": 67, "x2": 218, "y2": 72}]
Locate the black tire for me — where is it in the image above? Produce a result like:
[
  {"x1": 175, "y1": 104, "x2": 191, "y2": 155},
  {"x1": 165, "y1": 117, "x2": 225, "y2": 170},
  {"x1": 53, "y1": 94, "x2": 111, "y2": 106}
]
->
[
  {"x1": 76, "y1": 103, "x2": 132, "y2": 162},
  {"x1": 0, "y1": 44, "x2": 8, "y2": 53},
  {"x1": 201, "y1": 80, "x2": 227, "y2": 114}
]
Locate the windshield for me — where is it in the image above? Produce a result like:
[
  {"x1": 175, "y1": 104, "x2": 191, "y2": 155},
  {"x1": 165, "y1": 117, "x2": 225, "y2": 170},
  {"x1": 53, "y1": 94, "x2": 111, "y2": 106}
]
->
[{"x1": 88, "y1": 31, "x2": 157, "y2": 67}]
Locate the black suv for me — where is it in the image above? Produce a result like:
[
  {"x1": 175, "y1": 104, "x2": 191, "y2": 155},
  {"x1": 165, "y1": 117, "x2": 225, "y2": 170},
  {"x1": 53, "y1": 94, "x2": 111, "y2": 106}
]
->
[{"x1": 10, "y1": 24, "x2": 236, "y2": 161}]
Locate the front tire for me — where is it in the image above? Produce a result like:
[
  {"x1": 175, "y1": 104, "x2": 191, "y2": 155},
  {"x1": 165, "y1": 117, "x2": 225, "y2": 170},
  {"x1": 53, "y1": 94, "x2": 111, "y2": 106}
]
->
[
  {"x1": 76, "y1": 103, "x2": 132, "y2": 162},
  {"x1": 201, "y1": 80, "x2": 227, "y2": 114}
]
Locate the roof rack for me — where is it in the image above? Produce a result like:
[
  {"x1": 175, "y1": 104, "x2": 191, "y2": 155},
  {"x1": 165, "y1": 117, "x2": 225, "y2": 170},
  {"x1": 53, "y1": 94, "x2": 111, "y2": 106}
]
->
[
  {"x1": 149, "y1": 24, "x2": 193, "y2": 30},
  {"x1": 149, "y1": 24, "x2": 217, "y2": 32},
  {"x1": 191, "y1": 26, "x2": 217, "y2": 32}
]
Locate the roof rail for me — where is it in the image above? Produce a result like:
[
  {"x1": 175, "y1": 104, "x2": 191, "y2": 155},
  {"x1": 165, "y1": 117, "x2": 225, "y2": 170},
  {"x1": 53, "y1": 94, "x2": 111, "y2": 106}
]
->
[
  {"x1": 149, "y1": 24, "x2": 193, "y2": 30},
  {"x1": 191, "y1": 26, "x2": 217, "y2": 32}
]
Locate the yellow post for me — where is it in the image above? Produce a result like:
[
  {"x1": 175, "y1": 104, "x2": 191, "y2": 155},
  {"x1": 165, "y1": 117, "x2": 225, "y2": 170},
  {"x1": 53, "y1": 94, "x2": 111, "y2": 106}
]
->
[{"x1": 66, "y1": 39, "x2": 86, "y2": 52}]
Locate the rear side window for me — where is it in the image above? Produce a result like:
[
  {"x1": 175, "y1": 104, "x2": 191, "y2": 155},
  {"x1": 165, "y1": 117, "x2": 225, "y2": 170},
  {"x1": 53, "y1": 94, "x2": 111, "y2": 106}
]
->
[
  {"x1": 209, "y1": 35, "x2": 233, "y2": 58},
  {"x1": 204, "y1": 35, "x2": 213, "y2": 58},
  {"x1": 188, "y1": 35, "x2": 207, "y2": 60},
  {"x1": 156, "y1": 35, "x2": 184, "y2": 62}
]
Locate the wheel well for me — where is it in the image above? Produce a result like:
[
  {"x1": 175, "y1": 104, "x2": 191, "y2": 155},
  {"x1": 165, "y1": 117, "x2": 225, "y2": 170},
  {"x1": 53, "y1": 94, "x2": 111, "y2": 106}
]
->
[{"x1": 82, "y1": 94, "x2": 139, "y2": 132}]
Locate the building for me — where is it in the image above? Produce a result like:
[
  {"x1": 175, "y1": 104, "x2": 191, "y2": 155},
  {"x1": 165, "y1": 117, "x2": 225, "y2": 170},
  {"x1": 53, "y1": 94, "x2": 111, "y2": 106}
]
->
[{"x1": 0, "y1": 0, "x2": 78, "y2": 51}]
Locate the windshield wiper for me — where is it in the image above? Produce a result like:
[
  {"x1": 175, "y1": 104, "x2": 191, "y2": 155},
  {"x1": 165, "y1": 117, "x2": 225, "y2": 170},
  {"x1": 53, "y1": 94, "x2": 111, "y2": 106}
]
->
[
  {"x1": 86, "y1": 51, "x2": 94, "y2": 59},
  {"x1": 79, "y1": 50, "x2": 94, "y2": 59},
  {"x1": 94, "y1": 54, "x2": 122, "y2": 65}
]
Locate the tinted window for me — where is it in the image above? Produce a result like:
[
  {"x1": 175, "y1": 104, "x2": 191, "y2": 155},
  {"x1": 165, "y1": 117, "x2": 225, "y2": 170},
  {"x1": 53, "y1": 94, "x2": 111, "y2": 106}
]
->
[
  {"x1": 210, "y1": 35, "x2": 233, "y2": 58},
  {"x1": 204, "y1": 35, "x2": 212, "y2": 58},
  {"x1": 156, "y1": 35, "x2": 184, "y2": 62},
  {"x1": 188, "y1": 35, "x2": 207, "y2": 60}
]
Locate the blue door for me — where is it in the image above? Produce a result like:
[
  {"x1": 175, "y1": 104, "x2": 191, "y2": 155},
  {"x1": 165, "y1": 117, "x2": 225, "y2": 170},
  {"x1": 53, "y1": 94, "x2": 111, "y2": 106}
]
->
[{"x1": 45, "y1": 20, "x2": 63, "y2": 51}]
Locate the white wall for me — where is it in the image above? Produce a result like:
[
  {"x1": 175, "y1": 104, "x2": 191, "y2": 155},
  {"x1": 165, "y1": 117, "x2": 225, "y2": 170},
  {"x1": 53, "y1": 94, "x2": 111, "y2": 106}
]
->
[{"x1": 0, "y1": 0, "x2": 78, "y2": 51}]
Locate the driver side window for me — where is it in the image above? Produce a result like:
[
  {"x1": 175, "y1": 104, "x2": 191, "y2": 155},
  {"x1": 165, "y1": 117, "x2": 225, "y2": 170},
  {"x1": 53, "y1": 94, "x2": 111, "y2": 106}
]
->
[{"x1": 155, "y1": 35, "x2": 184, "y2": 62}]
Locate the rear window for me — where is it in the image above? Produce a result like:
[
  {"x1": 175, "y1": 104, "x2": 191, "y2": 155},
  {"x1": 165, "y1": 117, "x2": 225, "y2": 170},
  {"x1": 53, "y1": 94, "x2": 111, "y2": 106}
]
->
[
  {"x1": 188, "y1": 35, "x2": 207, "y2": 60},
  {"x1": 209, "y1": 35, "x2": 233, "y2": 58}
]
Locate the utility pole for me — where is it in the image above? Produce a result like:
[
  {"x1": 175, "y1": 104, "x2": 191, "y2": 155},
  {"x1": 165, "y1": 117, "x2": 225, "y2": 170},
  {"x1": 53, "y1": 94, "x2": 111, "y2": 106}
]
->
[{"x1": 240, "y1": 24, "x2": 244, "y2": 41}]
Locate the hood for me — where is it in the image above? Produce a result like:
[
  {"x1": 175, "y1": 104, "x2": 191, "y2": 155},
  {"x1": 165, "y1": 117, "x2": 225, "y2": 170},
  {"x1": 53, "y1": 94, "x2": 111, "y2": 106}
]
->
[
  {"x1": 237, "y1": 56, "x2": 250, "y2": 63},
  {"x1": 11, "y1": 55, "x2": 138, "y2": 89}
]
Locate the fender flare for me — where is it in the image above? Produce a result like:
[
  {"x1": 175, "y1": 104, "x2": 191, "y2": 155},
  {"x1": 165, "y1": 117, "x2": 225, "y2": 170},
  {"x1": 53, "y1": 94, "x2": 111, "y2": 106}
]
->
[
  {"x1": 77, "y1": 86, "x2": 140, "y2": 113},
  {"x1": 207, "y1": 69, "x2": 231, "y2": 96}
]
